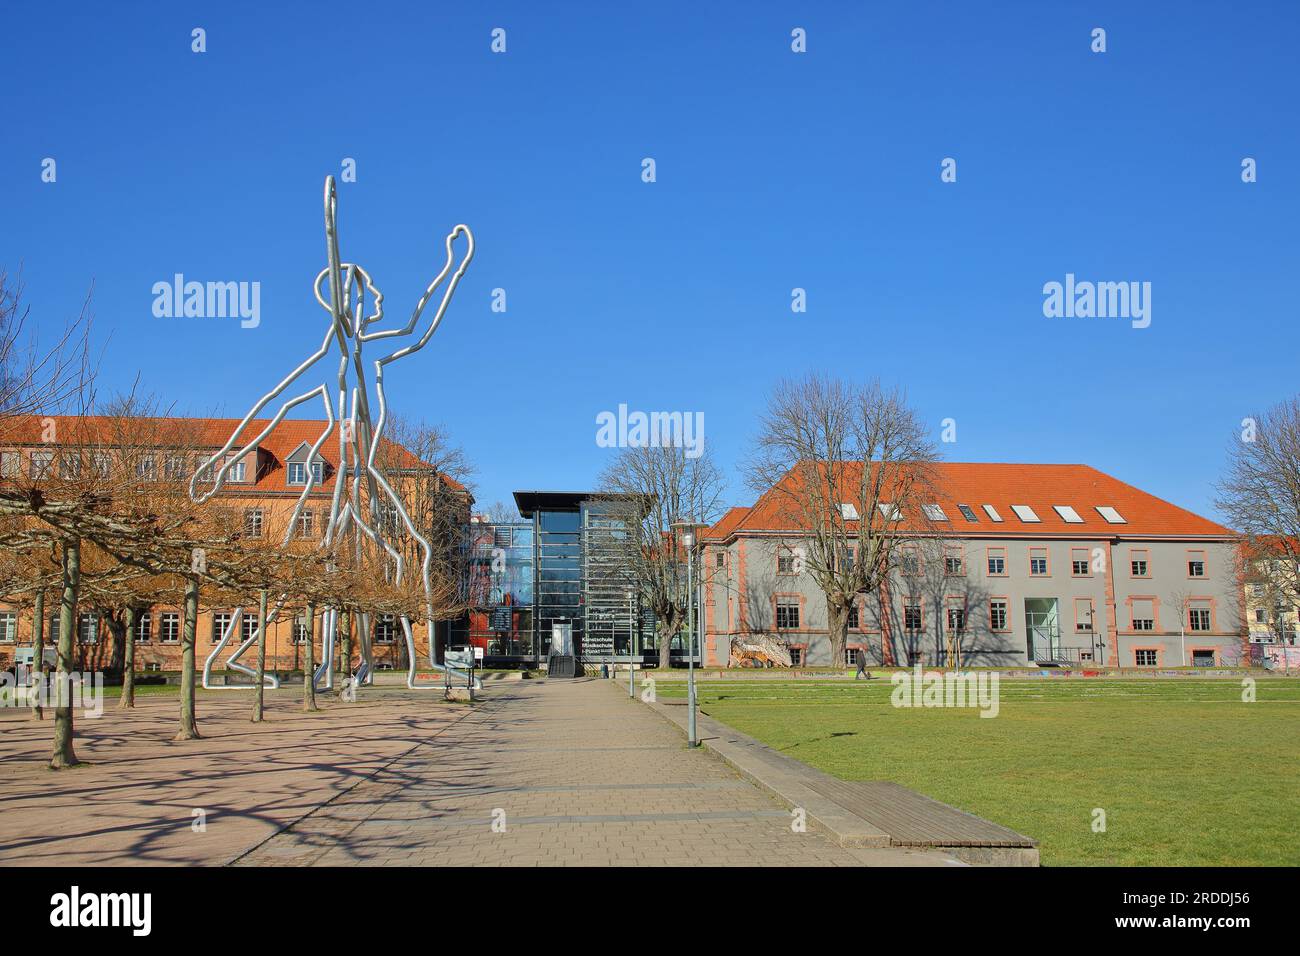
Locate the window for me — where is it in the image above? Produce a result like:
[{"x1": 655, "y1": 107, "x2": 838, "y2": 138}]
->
[
  {"x1": 1192, "y1": 649, "x2": 1215, "y2": 667},
  {"x1": 789, "y1": 647, "x2": 803, "y2": 666},
  {"x1": 1255, "y1": 608, "x2": 1266, "y2": 623},
  {"x1": 228, "y1": 459, "x2": 247, "y2": 482},
  {"x1": 241, "y1": 614, "x2": 259, "y2": 644},
  {"x1": 1189, "y1": 607, "x2": 1211, "y2": 632},
  {"x1": 92, "y1": 453, "x2": 111, "y2": 478},
  {"x1": 776, "y1": 599, "x2": 800, "y2": 630},
  {"x1": 0, "y1": 611, "x2": 15, "y2": 643},
  {"x1": 59, "y1": 453, "x2": 81, "y2": 479},
  {"x1": 922, "y1": 503, "x2": 947, "y2": 521},
  {"x1": 212, "y1": 612, "x2": 232, "y2": 644},
  {"x1": 878, "y1": 502, "x2": 901, "y2": 521},
  {"x1": 287, "y1": 460, "x2": 324, "y2": 485},
  {"x1": 293, "y1": 617, "x2": 311, "y2": 644},
  {"x1": 1075, "y1": 598, "x2": 1094, "y2": 632},
  {"x1": 982, "y1": 504, "x2": 1003, "y2": 522},
  {"x1": 715, "y1": 551, "x2": 725, "y2": 568},
  {"x1": 900, "y1": 548, "x2": 921, "y2": 576},
  {"x1": 1010, "y1": 505, "x2": 1040, "y2": 523},
  {"x1": 1071, "y1": 548, "x2": 1090, "y2": 576},
  {"x1": 244, "y1": 508, "x2": 264, "y2": 538},
  {"x1": 135, "y1": 613, "x2": 152, "y2": 643},
  {"x1": 944, "y1": 548, "x2": 964, "y2": 576},
  {"x1": 989, "y1": 599, "x2": 1008, "y2": 632},
  {"x1": 904, "y1": 602, "x2": 922, "y2": 633},
  {"x1": 1135, "y1": 649, "x2": 1157, "y2": 666},
  {"x1": 1130, "y1": 599, "x2": 1155, "y2": 631},
  {"x1": 1029, "y1": 547, "x2": 1049, "y2": 576},
  {"x1": 957, "y1": 504, "x2": 979, "y2": 522},
  {"x1": 135, "y1": 455, "x2": 156, "y2": 481},
  {"x1": 164, "y1": 455, "x2": 187, "y2": 481},
  {"x1": 1130, "y1": 550, "x2": 1149, "y2": 578},
  {"x1": 0, "y1": 451, "x2": 20, "y2": 477},
  {"x1": 1096, "y1": 506, "x2": 1126, "y2": 524},
  {"x1": 946, "y1": 608, "x2": 966, "y2": 632},
  {"x1": 374, "y1": 614, "x2": 397, "y2": 644},
  {"x1": 1251, "y1": 583, "x2": 1264, "y2": 597},
  {"x1": 839, "y1": 502, "x2": 859, "y2": 520},
  {"x1": 987, "y1": 547, "x2": 1006, "y2": 576},
  {"x1": 1052, "y1": 505, "x2": 1084, "y2": 523},
  {"x1": 297, "y1": 509, "x2": 315, "y2": 538},
  {"x1": 844, "y1": 647, "x2": 858, "y2": 667},
  {"x1": 1187, "y1": 551, "x2": 1206, "y2": 578},
  {"x1": 777, "y1": 546, "x2": 797, "y2": 574},
  {"x1": 493, "y1": 526, "x2": 512, "y2": 548},
  {"x1": 48, "y1": 617, "x2": 59, "y2": 644},
  {"x1": 847, "y1": 602, "x2": 859, "y2": 629},
  {"x1": 160, "y1": 612, "x2": 180, "y2": 644},
  {"x1": 77, "y1": 614, "x2": 98, "y2": 644},
  {"x1": 30, "y1": 450, "x2": 53, "y2": 479}
]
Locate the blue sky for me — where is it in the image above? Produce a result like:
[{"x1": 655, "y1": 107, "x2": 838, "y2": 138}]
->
[{"x1": 2, "y1": 1, "x2": 1297, "y2": 521}]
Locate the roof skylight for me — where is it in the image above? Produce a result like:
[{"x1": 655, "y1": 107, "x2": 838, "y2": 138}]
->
[
  {"x1": 1052, "y1": 505, "x2": 1084, "y2": 524},
  {"x1": 1096, "y1": 506, "x2": 1127, "y2": 524},
  {"x1": 1010, "y1": 505, "x2": 1041, "y2": 523},
  {"x1": 982, "y1": 504, "x2": 1003, "y2": 522}
]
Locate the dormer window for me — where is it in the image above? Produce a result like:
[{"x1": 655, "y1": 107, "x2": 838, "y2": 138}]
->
[{"x1": 287, "y1": 461, "x2": 324, "y2": 485}]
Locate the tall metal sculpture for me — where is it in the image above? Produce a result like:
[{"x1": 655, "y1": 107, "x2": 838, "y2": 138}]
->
[{"x1": 189, "y1": 176, "x2": 476, "y2": 693}]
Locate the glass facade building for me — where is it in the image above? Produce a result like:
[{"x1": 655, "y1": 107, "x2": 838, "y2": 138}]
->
[{"x1": 449, "y1": 491, "x2": 682, "y2": 665}]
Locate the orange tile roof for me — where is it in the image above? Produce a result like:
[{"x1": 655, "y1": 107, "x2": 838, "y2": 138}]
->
[
  {"x1": 702, "y1": 506, "x2": 751, "y2": 541},
  {"x1": 708, "y1": 462, "x2": 1234, "y2": 540},
  {"x1": 0, "y1": 415, "x2": 466, "y2": 497}
]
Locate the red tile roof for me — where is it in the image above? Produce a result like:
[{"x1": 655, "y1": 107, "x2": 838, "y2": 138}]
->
[
  {"x1": 706, "y1": 462, "x2": 1234, "y2": 540},
  {"x1": 0, "y1": 415, "x2": 466, "y2": 497}
]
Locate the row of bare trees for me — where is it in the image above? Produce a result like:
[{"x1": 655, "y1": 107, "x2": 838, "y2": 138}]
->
[{"x1": 0, "y1": 273, "x2": 473, "y2": 768}]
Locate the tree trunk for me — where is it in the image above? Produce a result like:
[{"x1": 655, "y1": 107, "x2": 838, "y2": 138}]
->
[
  {"x1": 341, "y1": 609, "x2": 353, "y2": 680},
  {"x1": 657, "y1": 620, "x2": 675, "y2": 670},
  {"x1": 30, "y1": 591, "x2": 44, "y2": 720},
  {"x1": 175, "y1": 578, "x2": 201, "y2": 740},
  {"x1": 303, "y1": 603, "x2": 318, "y2": 712},
  {"x1": 252, "y1": 588, "x2": 268, "y2": 722},
  {"x1": 826, "y1": 594, "x2": 849, "y2": 670},
  {"x1": 119, "y1": 606, "x2": 137, "y2": 709},
  {"x1": 49, "y1": 537, "x2": 81, "y2": 769},
  {"x1": 107, "y1": 613, "x2": 126, "y2": 675}
]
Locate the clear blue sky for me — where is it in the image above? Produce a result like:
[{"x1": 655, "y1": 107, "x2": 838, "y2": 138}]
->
[{"x1": 3, "y1": 1, "x2": 1297, "y2": 521}]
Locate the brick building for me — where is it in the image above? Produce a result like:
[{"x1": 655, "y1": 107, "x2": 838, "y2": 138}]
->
[{"x1": 0, "y1": 415, "x2": 470, "y2": 675}]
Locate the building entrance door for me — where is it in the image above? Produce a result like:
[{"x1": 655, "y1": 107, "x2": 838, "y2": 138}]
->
[{"x1": 1024, "y1": 598, "x2": 1060, "y2": 662}]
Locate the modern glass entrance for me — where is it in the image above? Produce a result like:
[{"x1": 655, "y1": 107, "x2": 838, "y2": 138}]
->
[{"x1": 1024, "y1": 598, "x2": 1060, "y2": 662}]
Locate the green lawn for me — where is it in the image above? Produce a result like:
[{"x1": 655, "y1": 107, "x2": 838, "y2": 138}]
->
[{"x1": 656, "y1": 677, "x2": 1300, "y2": 866}]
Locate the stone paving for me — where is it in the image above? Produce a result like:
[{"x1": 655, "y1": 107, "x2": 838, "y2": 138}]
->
[
  {"x1": 237, "y1": 678, "x2": 957, "y2": 866},
  {"x1": 0, "y1": 689, "x2": 471, "y2": 865}
]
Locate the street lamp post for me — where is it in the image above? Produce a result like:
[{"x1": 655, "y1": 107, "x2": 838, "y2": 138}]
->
[
  {"x1": 672, "y1": 520, "x2": 706, "y2": 748},
  {"x1": 627, "y1": 587, "x2": 636, "y2": 698}
]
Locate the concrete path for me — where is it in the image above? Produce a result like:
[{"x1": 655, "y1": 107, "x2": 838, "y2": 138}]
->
[{"x1": 238, "y1": 678, "x2": 960, "y2": 866}]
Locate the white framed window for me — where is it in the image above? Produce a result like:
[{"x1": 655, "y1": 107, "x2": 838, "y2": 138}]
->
[
  {"x1": 775, "y1": 599, "x2": 800, "y2": 630},
  {"x1": 135, "y1": 455, "x2": 156, "y2": 481},
  {"x1": 135, "y1": 613, "x2": 152, "y2": 643},
  {"x1": 0, "y1": 611, "x2": 15, "y2": 643},
  {"x1": 922, "y1": 503, "x2": 948, "y2": 521},
  {"x1": 1135, "y1": 649, "x2": 1157, "y2": 666},
  {"x1": 293, "y1": 617, "x2": 311, "y2": 644},
  {"x1": 297, "y1": 509, "x2": 315, "y2": 538},
  {"x1": 0, "y1": 451, "x2": 20, "y2": 477},
  {"x1": 244, "y1": 508, "x2": 264, "y2": 538},
  {"x1": 1189, "y1": 606, "x2": 1212, "y2": 632},
  {"x1": 878, "y1": 502, "x2": 901, "y2": 521},
  {"x1": 989, "y1": 600, "x2": 1007, "y2": 631},
  {"x1": 1052, "y1": 505, "x2": 1083, "y2": 523},
  {"x1": 287, "y1": 460, "x2": 324, "y2": 485},
  {"x1": 904, "y1": 603, "x2": 922, "y2": 633},
  {"x1": 160, "y1": 612, "x2": 180, "y2": 644},
  {"x1": 374, "y1": 614, "x2": 397, "y2": 644},
  {"x1": 839, "y1": 502, "x2": 860, "y2": 520},
  {"x1": 164, "y1": 455, "x2": 188, "y2": 481},
  {"x1": 30, "y1": 450, "x2": 53, "y2": 479},
  {"x1": 92, "y1": 453, "x2": 111, "y2": 478},
  {"x1": 241, "y1": 614, "x2": 259, "y2": 644},
  {"x1": 1096, "y1": 506, "x2": 1126, "y2": 524},
  {"x1": 212, "y1": 612, "x2": 233, "y2": 644},
  {"x1": 982, "y1": 504, "x2": 1003, "y2": 522},
  {"x1": 77, "y1": 613, "x2": 98, "y2": 644},
  {"x1": 1010, "y1": 504, "x2": 1040, "y2": 523},
  {"x1": 789, "y1": 646, "x2": 803, "y2": 666},
  {"x1": 59, "y1": 453, "x2": 81, "y2": 479}
]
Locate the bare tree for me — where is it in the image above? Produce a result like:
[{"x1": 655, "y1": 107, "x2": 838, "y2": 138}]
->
[
  {"x1": 1217, "y1": 397, "x2": 1300, "y2": 673},
  {"x1": 745, "y1": 375, "x2": 940, "y2": 668},
  {"x1": 598, "y1": 444, "x2": 726, "y2": 670},
  {"x1": 482, "y1": 500, "x2": 521, "y2": 523}
]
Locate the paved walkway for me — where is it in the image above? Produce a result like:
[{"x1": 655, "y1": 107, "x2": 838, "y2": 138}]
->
[
  {"x1": 0, "y1": 690, "x2": 471, "y2": 865},
  {"x1": 238, "y1": 678, "x2": 957, "y2": 866}
]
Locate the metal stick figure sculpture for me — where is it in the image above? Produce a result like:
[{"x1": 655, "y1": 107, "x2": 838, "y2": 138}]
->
[{"x1": 189, "y1": 176, "x2": 475, "y2": 693}]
